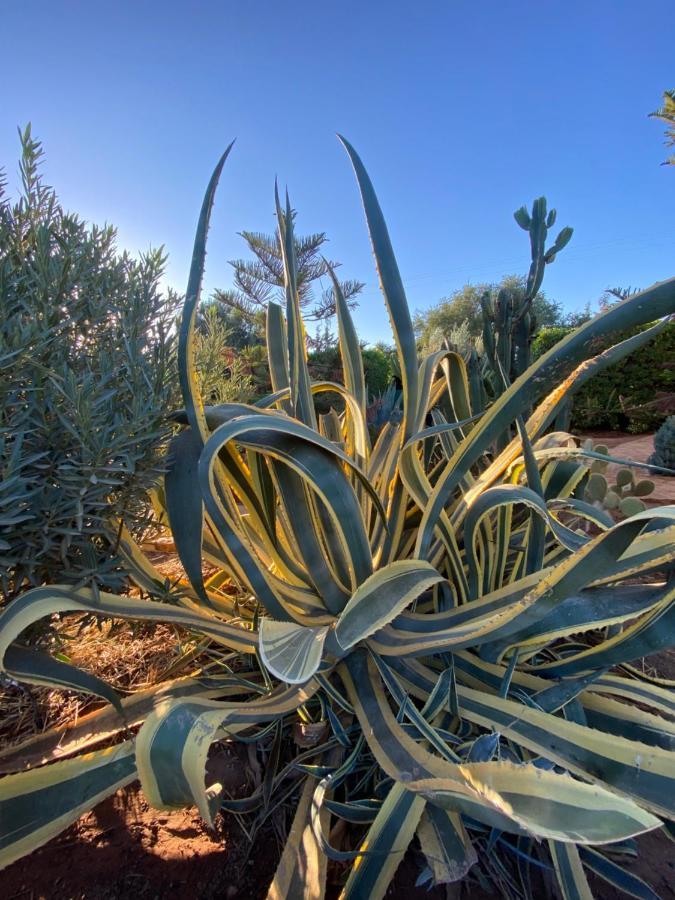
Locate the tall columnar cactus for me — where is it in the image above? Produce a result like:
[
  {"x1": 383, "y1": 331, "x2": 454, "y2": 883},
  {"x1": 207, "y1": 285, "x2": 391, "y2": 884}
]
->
[
  {"x1": 481, "y1": 198, "x2": 573, "y2": 392},
  {"x1": 648, "y1": 415, "x2": 675, "y2": 474}
]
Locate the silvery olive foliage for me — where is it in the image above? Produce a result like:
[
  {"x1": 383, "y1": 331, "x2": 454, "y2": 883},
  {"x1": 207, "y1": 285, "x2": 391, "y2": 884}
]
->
[{"x1": 0, "y1": 127, "x2": 179, "y2": 599}]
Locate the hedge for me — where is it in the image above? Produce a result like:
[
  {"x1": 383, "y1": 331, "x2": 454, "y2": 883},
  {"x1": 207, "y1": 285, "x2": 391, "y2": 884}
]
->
[
  {"x1": 532, "y1": 322, "x2": 675, "y2": 433},
  {"x1": 307, "y1": 346, "x2": 395, "y2": 400}
]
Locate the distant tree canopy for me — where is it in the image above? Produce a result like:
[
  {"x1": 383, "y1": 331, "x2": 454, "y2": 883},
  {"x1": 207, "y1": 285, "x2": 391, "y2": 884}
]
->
[
  {"x1": 649, "y1": 89, "x2": 675, "y2": 166},
  {"x1": 413, "y1": 275, "x2": 577, "y2": 352},
  {"x1": 212, "y1": 211, "x2": 364, "y2": 338}
]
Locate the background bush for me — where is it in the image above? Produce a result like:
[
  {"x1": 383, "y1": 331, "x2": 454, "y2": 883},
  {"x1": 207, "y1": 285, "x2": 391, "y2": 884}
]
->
[
  {"x1": 361, "y1": 346, "x2": 396, "y2": 396},
  {"x1": 306, "y1": 345, "x2": 395, "y2": 397},
  {"x1": 0, "y1": 128, "x2": 178, "y2": 599},
  {"x1": 532, "y1": 322, "x2": 675, "y2": 432},
  {"x1": 193, "y1": 304, "x2": 255, "y2": 404}
]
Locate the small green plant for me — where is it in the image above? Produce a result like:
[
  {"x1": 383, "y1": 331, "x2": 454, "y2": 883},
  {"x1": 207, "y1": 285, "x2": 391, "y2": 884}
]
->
[
  {"x1": 362, "y1": 345, "x2": 395, "y2": 396},
  {"x1": 649, "y1": 415, "x2": 675, "y2": 473},
  {"x1": 1, "y1": 141, "x2": 674, "y2": 900},
  {"x1": 365, "y1": 381, "x2": 402, "y2": 439},
  {"x1": 193, "y1": 304, "x2": 255, "y2": 404},
  {"x1": 307, "y1": 344, "x2": 396, "y2": 399}
]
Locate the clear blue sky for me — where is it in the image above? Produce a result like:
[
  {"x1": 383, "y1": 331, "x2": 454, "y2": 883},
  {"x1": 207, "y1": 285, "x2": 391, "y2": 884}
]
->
[{"x1": 2, "y1": 1, "x2": 673, "y2": 343}]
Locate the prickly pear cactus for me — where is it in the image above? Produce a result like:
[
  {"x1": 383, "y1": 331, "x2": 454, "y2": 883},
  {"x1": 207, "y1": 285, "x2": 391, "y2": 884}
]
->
[
  {"x1": 648, "y1": 415, "x2": 675, "y2": 474},
  {"x1": 582, "y1": 439, "x2": 655, "y2": 517}
]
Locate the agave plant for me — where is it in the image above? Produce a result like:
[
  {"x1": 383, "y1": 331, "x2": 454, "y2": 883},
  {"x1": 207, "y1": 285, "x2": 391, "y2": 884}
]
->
[{"x1": 1, "y1": 140, "x2": 675, "y2": 899}]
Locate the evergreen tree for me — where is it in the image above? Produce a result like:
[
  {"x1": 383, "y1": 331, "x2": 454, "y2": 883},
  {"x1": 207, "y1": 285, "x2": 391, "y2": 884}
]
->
[{"x1": 215, "y1": 210, "x2": 364, "y2": 336}]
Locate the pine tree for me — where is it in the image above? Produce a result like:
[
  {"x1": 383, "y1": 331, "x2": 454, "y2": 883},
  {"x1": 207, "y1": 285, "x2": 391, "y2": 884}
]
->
[{"x1": 214, "y1": 209, "x2": 364, "y2": 335}]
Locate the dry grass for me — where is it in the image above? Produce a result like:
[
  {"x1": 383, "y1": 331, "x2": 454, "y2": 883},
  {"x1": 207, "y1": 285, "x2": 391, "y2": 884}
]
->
[
  {"x1": 0, "y1": 549, "x2": 210, "y2": 752},
  {"x1": 0, "y1": 550, "x2": 254, "y2": 753},
  {"x1": 0, "y1": 616, "x2": 200, "y2": 751},
  {"x1": 0, "y1": 679, "x2": 85, "y2": 753}
]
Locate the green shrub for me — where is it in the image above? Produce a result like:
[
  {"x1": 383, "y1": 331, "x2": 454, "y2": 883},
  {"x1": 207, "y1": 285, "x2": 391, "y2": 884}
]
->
[
  {"x1": 414, "y1": 277, "x2": 566, "y2": 348},
  {"x1": 193, "y1": 304, "x2": 255, "y2": 404},
  {"x1": 0, "y1": 127, "x2": 178, "y2": 599},
  {"x1": 307, "y1": 344, "x2": 342, "y2": 383},
  {"x1": 533, "y1": 322, "x2": 675, "y2": 432},
  {"x1": 361, "y1": 346, "x2": 395, "y2": 396},
  {"x1": 531, "y1": 325, "x2": 574, "y2": 358},
  {"x1": 307, "y1": 345, "x2": 395, "y2": 400}
]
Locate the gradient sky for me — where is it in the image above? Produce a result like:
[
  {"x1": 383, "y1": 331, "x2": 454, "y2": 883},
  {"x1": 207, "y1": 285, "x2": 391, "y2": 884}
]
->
[{"x1": 2, "y1": 1, "x2": 673, "y2": 343}]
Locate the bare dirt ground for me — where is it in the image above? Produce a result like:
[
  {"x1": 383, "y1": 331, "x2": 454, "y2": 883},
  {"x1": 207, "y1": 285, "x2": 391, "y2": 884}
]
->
[
  {"x1": 4, "y1": 785, "x2": 674, "y2": 899},
  {"x1": 3, "y1": 431, "x2": 675, "y2": 898},
  {"x1": 3, "y1": 783, "x2": 278, "y2": 900}
]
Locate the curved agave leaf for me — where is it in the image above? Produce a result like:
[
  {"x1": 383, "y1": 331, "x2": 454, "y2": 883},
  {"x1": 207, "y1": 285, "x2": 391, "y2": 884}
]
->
[
  {"x1": 335, "y1": 560, "x2": 444, "y2": 650},
  {"x1": 549, "y1": 841, "x2": 593, "y2": 900},
  {"x1": 578, "y1": 846, "x2": 660, "y2": 900},
  {"x1": 530, "y1": 582, "x2": 675, "y2": 677},
  {"x1": 480, "y1": 581, "x2": 672, "y2": 663},
  {"x1": 417, "y1": 806, "x2": 477, "y2": 886},
  {"x1": 371, "y1": 512, "x2": 674, "y2": 660},
  {"x1": 325, "y1": 261, "x2": 369, "y2": 460},
  {"x1": 455, "y1": 683, "x2": 675, "y2": 819},
  {"x1": 259, "y1": 619, "x2": 330, "y2": 684},
  {"x1": 0, "y1": 586, "x2": 257, "y2": 706},
  {"x1": 276, "y1": 186, "x2": 316, "y2": 430},
  {"x1": 2, "y1": 141, "x2": 674, "y2": 899},
  {"x1": 341, "y1": 783, "x2": 425, "y2": 900},
  {"x1": 0, "y1": 741, "x2": 137, "y2": 870},
  {"x1": 463, "y1": 483, "x2": 587, "y2": 600},
  {"x1": 339, "y1": 136, "x2": 418, "y2": 443},
  {"x1": 530, "y1": 318, "x2": 672, "y2": 442},
  {"x1": 164, "y1": 428, "x2": 210, "y2": 605},
  {"x1": 590, "y1": 674, "x2": 675, "y2": 719},
  {"x1": 198, "y1": 413, "x2": 378, "y2": 612},
  {"x1": 342, "y1": 650, "x2": 660, "y2": 843},
  {"x1": 417, "y1": 283, "x2": 675, "y2": 558},
  {"x1": 267, "y1": 773, "x2": 329, "y2": 900},
  {"x1": 200, "y1": 411, "x2": 384, "y2": 525},
  {"x1": 581, "y1": 693, "x2": 675, "y2": 752},
  {"x1": 0, "y1": 672, "x2": 262, "y2": 774},
  {"x1": 136, "y1": 679, "x2": 320, "y2": 825},
  {"x1": 178, "y1": 143, "x2": 235, "y2": 443},
  {"x1": 265, "y1": 301, "x2": 290, "y2": 411},
  {"x1": 387, "y1": 654, "x2": 675, "y2": 820},
  {"x1": 513, "y1": 443, "x2": 675, "y2": 477}
]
